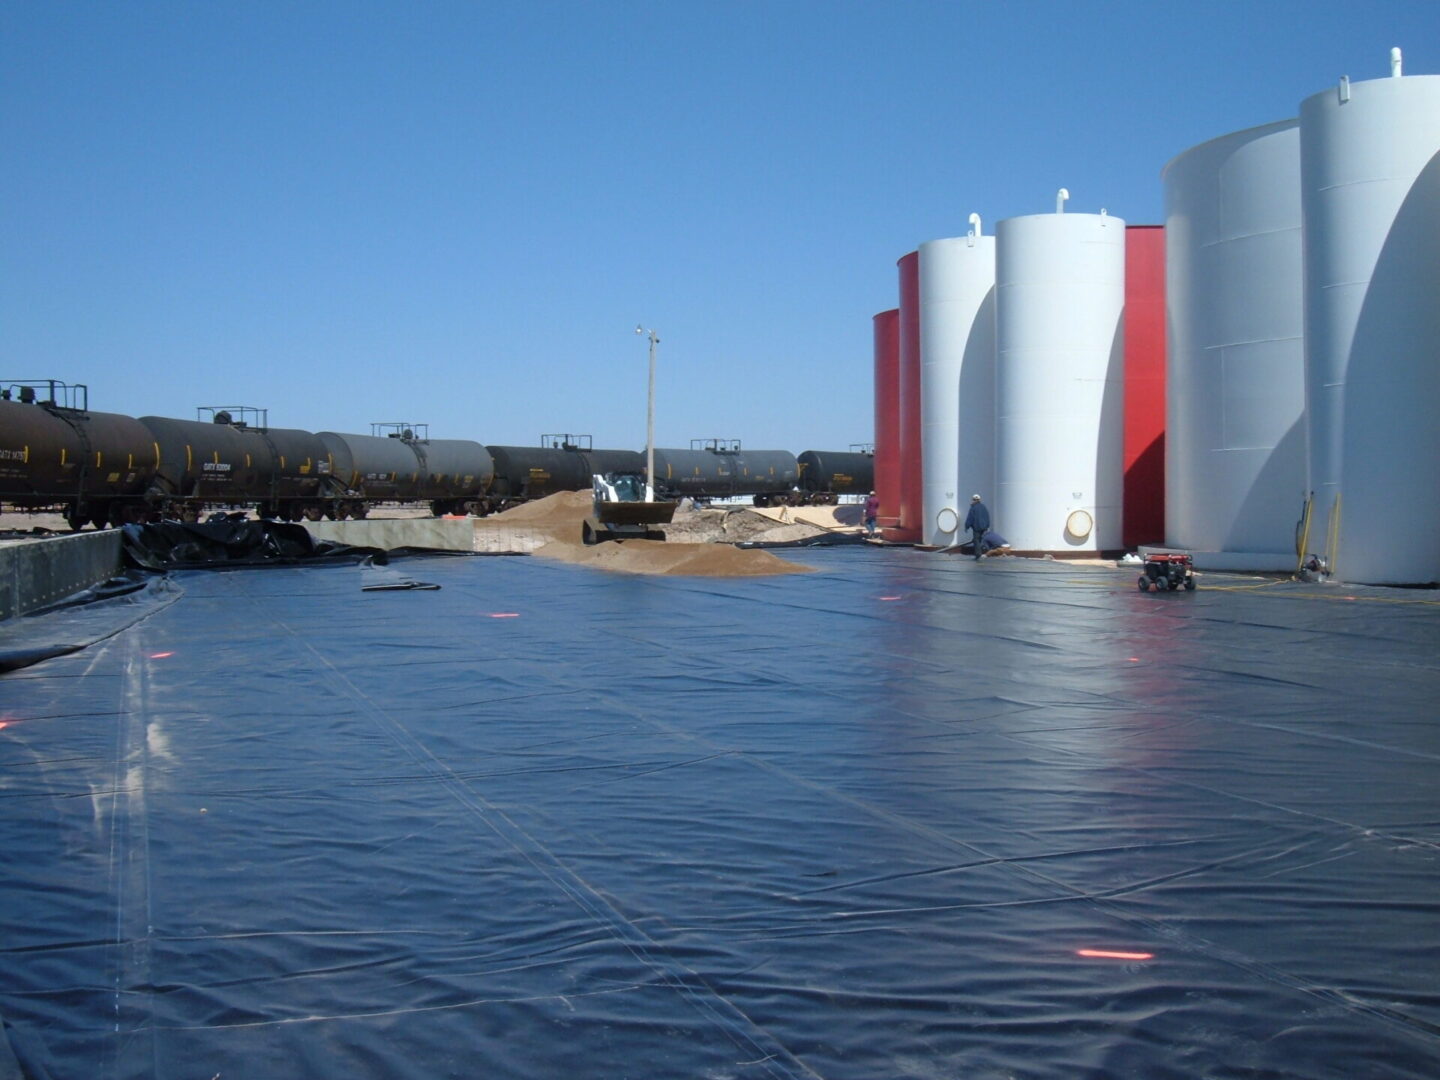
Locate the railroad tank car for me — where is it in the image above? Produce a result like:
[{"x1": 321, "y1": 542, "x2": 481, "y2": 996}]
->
[
  {"x1": 583, "y1": 448, "x2": 646, "y2": 478},
  {"x1": 410, "y1": 438, "x2": 495, "y2": 515},
  {"x1": 651, "y1": 445, "x2": 799, "y2": 505},
  {"x1": 140, "y1": 414, "x2": 272, "y2": 518},
  {"x1": 140, "y1": 414, "x2": 337, "y2": 522},
  {"x1": 797, "y1": 450, "x2": 875, "y2": 504},
  {"x1": 485, "y1": 443, "x2": 646, "y2": 512},
  {"x1": 248, "y1": 425, "x2": 334, "y2": 519},
  {"x1": 318, "y1": 431, "x2": 425, "y2": 511},
  {"x1": 1, "y1": 396, "x2": 158, "y2": 528},
  {"x1": 485, "y1": 446, "x2": 594, "y2": 507}
]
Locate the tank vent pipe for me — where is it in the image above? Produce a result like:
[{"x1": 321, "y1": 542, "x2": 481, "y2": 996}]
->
[
  {"x1": 1056, "y1": 188, "x2": 1069, "y2": 214},
  {"x1": 1099, "y1": 208, "x2": 1108, "y2": 225},
  {"x1": 967, "y1": 212, "x2": 982, "y2": 246},
  {"x1": 1338, "y1": 75, "x2": 1350, "y2": 103},
  {"x1": 1391, "y1": 47, "x2": 1403, "y2": 77}
]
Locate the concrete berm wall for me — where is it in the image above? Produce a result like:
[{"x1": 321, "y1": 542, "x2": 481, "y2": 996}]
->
[{"x1": 0, "y1": 531, "x2": 124, "y2": 620}]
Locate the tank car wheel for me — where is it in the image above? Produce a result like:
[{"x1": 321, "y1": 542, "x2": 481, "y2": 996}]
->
[
  {"x1": 1137, "y1": 575, "x2": 1149, "y2": 591},
  {"x1": 302, "y1": 506, "x2": 324, "y2": 522},
  {"x1": 111, "y1": 503, "x2": 146, "y2": 527},
  {"x1": 351, "y1": 504, "x2": 369, "y2": 520},
  {"x1": 1184, "y1": 577, "x2": 1197, "y2": 591}
]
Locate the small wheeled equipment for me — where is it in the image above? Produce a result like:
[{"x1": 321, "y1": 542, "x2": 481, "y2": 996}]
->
[
  {"x1": 581, "y1": 472, "x2": 676, "y2": 545},
  {"x1": 1139, "y1": 552, "x2": 1196, "y2": 592}
]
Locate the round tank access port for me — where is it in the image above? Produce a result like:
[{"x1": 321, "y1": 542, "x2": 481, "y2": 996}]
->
[
  {"x1": 936, "y1": 507, "x2": 959, "y2": 534},
  {"x1": 1065, "y1": 509, "x2": 1094, "y2": 543}
]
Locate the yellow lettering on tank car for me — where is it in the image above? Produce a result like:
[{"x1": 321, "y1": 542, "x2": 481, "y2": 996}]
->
[
  {"x1": 60, "y1": 447, "x2": 67, "y2": 465},
  {"x1": 107, "y1": 472, "x2": 120, "y2": 483},
  {"x1": 185, "y1": 445, "x2": 193, "y2": 472},
  {"x1": 95, "y1": 451, "x2": 103, "y2": 467}
]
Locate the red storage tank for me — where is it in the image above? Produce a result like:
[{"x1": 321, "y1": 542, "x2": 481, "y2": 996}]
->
[
  {"x1": 886, "y1": 251, "x2": 922, "y2": 543},
  {"x1": 872, "y1": 308, "x2": 900, "y2": 528},
  {"x1": 1123, "y1": 225, "x2": 1166, "y2": 548}
]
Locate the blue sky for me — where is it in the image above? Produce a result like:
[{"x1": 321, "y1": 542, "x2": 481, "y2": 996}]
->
[{"x1": 3, "y1": 1, "x2": 1436, "y2": 453}]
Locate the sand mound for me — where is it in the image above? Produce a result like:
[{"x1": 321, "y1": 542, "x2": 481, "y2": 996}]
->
[
  {"x1": 535, "y1": 537, "x2": 811, "y2": 577},
  {"x1": 491, "y1": 489, "x2": 594, "y2": 524},
  {"x1": 749, "y1": 503, "x2": 865, "y2": 530},
  {"x1": 485, "y1": 490, "x2": 814, "y2": 576},
  {"x1": 664, "y1": 505, "x2": 828, "y2": 544}
]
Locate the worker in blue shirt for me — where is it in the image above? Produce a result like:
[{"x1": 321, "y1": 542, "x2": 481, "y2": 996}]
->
[{"x1": 963, "y1": 494, "x2": 990, "y2": 561}]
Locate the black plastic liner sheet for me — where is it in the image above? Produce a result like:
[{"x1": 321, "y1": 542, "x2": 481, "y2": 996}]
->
[
  {"x1": 1, "y1": 550, "x2": 1438, "y2": 1079},
  {"x1": 120, "y1": 519, "x2": 386, "y2": 570},
  {"x1": 0, "y1": 574, "x2": 180, "y2": 673}
]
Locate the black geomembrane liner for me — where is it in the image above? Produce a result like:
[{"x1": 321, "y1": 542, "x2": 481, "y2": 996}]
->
[{"x1": 1, "y1": 549, "x2": 1437, "y2": 1078}]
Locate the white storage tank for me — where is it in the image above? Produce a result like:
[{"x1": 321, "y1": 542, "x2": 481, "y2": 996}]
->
[
  {"x1": 1300, "y1": 51, "x2": 1440, "y2": 584},
  {"x1": 918, "y1": 214, "x2": 997, "y2": 547},
  {"x1": 995, "y1": 198, "x2": 1126, "y2": 552},
  {"x1": 1163, "y1": 119, "x2": 1306, "y2": 561}
]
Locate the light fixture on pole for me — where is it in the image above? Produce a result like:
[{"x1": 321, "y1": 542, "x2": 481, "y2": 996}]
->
[{"x1": 635, "y1": 325, "x2": 659, "y2": 500}]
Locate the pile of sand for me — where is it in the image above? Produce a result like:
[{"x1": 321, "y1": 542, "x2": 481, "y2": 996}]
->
[
  {"x1": 471, "y1": 490, "x2": 594, "y2": 546},
  {"x1": 535, "y1": 536, "x2": 812, "y2": 577},
  {"x1": 491, "y1": 491, "x2": 814, "y2": 577},
  {"x1": 748, "y1": 503, "x2": 866, "y2": 531},
  {"x1": 489, "y1": 490, "x2": 594, "y2": 524},
  {"x1": 664, "y1": 504, "x2": 827, "y2": 545}
]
